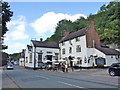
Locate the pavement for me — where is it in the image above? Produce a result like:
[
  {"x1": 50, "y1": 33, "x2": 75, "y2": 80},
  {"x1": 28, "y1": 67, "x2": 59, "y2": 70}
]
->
[
  {"x1": 0, "y1": 67, "x2": 2, "y2": 90},
  {"x1": 2, "y1": 72, "x2": 19, "y2": 88},
  {"x1": 1, "y1": 66, "x2": 20, "y2": 89}
]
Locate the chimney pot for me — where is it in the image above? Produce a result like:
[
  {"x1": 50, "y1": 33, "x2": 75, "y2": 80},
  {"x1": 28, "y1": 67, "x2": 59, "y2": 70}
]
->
[
  {"x1": 63, "y1": 30, "x2": 69, "y2": 36},
  {"x1": 40, "y1": 38, "x2": 43, "y2": 41},
  {"x1": 90, "y1": 18, "x2": 94, "y2": 28}
]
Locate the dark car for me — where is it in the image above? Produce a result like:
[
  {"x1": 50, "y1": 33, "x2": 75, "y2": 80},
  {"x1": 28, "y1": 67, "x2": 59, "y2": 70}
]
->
[{"x1": 108, "y1": 63, "x2": 120, "y2": 76}]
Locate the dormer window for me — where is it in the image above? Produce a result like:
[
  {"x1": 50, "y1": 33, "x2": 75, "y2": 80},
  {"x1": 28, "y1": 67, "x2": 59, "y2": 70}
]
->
[
  {"x1": 29, "y1": 48, "x2": 32, "y2": 52},
  {"x1": 69, "y1": 47, "x2": 72, "y2": 53},
  {"x1": 29, "y1": 53, "x2": 32, "y2": 63},
  {"x1": 76, "y1": 37, "x2": 80, "y2": 42},
  {"x1": 28, "y1": 45, "x2": 33, "y2": 52},
  {"x1": 76, "y1": 45, "x2": 81, "y2": 52},
  {"x1": 62, "y1": 42, "x2": 65, "y2": 46},
  {"x1": 62, "y1": 48, "x2": 65, "y2": 54},
  {"x1": 69, "y1": 40, "x2": 72, "y2": 45}
]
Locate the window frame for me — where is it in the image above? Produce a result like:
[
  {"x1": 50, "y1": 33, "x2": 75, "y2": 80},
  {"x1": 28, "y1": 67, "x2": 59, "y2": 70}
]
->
[
  {"x1": 29, "y1": 53, "x2": 32, "y2": 63},
  {"x1": 69, "y1": 47, "x2": 72, "y2": 53},
  {"x1": 62, "y1": 48, "x2": 65, "y2": 54},
  {"x1": 76, "y1": 37, "x2": 80, "y2": 42},
  {"x1": 76, "y1": 45, "x2": 81, "y2": 52}
]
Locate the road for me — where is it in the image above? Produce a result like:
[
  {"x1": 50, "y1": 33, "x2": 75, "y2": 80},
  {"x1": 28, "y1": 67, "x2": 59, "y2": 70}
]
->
[{"x1": 2, "y1": 65, "x2": 120, "y2": 89}]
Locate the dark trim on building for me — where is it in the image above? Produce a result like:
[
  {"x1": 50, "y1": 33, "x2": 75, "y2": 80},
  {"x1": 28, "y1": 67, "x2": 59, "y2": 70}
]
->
[{"x1": 34, "y1": 46, "x2": 36, "y2": 70}]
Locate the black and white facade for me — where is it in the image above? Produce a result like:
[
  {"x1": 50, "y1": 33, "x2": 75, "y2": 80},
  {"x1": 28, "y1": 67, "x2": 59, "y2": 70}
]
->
[{"x1": 24, "y1": 40, "x2": 59, "y2": 69}]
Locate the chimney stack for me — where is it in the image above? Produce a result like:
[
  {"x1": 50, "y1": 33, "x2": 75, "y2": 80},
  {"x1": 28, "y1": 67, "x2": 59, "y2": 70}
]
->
[
  {"x1": 40, "y1": 38, "x2": 43, "y2": 41},
  {"x1": 90, "y1": 18, "x2": 95, "y2": 29},
  {"x1": 63, "y1": 30, "x2": 69, "y2": 36}
]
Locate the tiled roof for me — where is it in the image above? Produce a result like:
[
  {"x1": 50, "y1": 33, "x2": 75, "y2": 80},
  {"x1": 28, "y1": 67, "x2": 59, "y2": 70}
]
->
[
  {"x1": 31, "y1": 40, "x2": 59, "y2": 49},
  {"x1": 60, "y1": 27, "x2": 88, "y2": 42},
  {"x1": 27, "y1": 45, "x2": 32, "y2": 51},
  {"x1": 27, "y1": 45, "x2": 32, "y2": 48},
  {"x1": 96, "y1": 47, "x2": 120, "y2": 55}
]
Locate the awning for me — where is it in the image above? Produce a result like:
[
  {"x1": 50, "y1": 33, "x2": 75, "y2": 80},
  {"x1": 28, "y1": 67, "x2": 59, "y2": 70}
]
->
[
  {"x1": 58, "y1": 59, "x2": 66, "y2": 62},
  {"x1": 71, "y1": 59, "x2": 78, "y2": 62},
  {"x1": 44, "y1": 60, "x2": 52, "y2": 63}
]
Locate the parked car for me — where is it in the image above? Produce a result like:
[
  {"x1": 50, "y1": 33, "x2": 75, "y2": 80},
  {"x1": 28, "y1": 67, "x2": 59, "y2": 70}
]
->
[
  {"x1": 38, "y1": 63, "x2": 47, "y2": 69},
  {"x1": 6, "y1": 64, "x2": 14, "y2": 70},
  {"x1": 108, "y1": 63, "x2": 120, "y2": 76}
]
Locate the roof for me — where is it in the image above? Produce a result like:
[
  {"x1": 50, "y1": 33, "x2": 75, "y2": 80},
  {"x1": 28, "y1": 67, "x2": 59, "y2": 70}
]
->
[
  {"x1": 27, "y1": 45, "x2": 32, "y2": 48},
  {"x1": 27, "y1": 45, "x2": 32, "y2": 51},
  {"x1": 60, "y1": 27, "x2": 88, "y2": 43},
  {"x1": 96, "y1": 47, "x2": 120, "y2": 55},
  {"x1": 31, "y1": 40, "x2": 59, "y2": 49}
]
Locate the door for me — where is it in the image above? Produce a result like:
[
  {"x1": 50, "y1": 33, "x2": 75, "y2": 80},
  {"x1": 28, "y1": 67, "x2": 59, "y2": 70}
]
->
[
  {"x1": 38, "y1": 53, "x2": 42, "y2": 67},
  {"x1": 95, "y1": 57, "x2": 106, "y2": 67},
  {"x1": 46, "y1": 55, "x2": 52, "y2": 61}
]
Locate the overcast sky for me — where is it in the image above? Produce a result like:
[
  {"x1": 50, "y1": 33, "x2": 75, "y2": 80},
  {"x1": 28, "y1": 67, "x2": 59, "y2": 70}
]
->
[{"x1": 3, "y1": 2, "x2": 109, "y2": 54}]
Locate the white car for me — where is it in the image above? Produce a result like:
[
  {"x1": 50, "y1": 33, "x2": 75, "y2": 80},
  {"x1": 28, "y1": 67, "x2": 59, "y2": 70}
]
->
[{"x1": 6, "y1": 64, "x2": 14, "y2": 70}]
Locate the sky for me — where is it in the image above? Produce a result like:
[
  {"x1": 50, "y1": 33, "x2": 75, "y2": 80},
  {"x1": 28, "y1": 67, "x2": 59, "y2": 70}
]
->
[{"x1": 3, "y1": 2, "x2": 109, "y2": 54}]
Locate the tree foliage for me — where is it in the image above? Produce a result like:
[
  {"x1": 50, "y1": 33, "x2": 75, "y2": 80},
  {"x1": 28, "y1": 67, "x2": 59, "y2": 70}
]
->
[
  {"x1": 94, "y1": 1, "x2": 120, "y2": 44},
  {"x1": 46, "y1": 17, "x2": 88, "y2": 42},
  {"x1": 46, "y1": 1, "x2": 120, "y2": 45},
  {"x1": 9, "y1": 53, "x2": 21, "y2": 61},
  {"x1": 1, "y1": 2, "x2": 13, "y2": 37}
]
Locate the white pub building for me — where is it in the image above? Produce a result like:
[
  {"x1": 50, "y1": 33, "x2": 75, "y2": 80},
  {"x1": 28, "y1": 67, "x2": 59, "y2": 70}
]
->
[
  {"x1": 59, "y1": 19, "x2": 120, "y2": 67},
  {"x1": 24, "y1": 39, "x2": 59, "y2": 69}
]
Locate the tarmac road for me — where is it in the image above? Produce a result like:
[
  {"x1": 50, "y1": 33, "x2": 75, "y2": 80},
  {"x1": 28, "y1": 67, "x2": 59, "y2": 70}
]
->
[{"x1": 2, "y1": 65, "x2": 120, "y2": 89}]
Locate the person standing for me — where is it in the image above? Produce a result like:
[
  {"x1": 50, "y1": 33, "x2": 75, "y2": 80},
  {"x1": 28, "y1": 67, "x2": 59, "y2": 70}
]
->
[
  {"x1": 65, "y1": 64, "x2": 68, "y2": 72},
  {"x1": 61, "y1": 63, "x2": 65, "y2": 72},
  {"x1": 72, "y1": 61, "x2": 75, "y2": 71}
]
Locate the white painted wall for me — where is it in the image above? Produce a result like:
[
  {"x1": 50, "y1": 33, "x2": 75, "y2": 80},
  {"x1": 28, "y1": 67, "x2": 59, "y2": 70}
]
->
[
  {"x1": 24, "y1": 44, "x2": 34, "y2": 68},
  {"x1": 25, "y1": 42, "x2": 59, "y2": 68},
  {"x1": 86, "y1": 48, "x2": 94, "y2": 67},
  {"x1": 94, "y1": 48, "x2": 106, "y2": 58},
  {"x1": 35, "y1": 47, "x2": 59, "y2": 68},
  {"x1": 59, "y1": 35, "x2": 120, "y2": 67},
  {"x1": 60, "y1": 35, "x2": 89, "y2": 67},
  {"x1": 25, "y1": 38, "x2": 120, "y2": 68},
  {"x1": 19, "y1": 58, "x2": 24, "y2": 66},
  {"x1": 105, "y1": 55, "x2": 119, "y2": 66},
  {"x1": 94, "y1": 48, "x2": 120, "y2": 66}
]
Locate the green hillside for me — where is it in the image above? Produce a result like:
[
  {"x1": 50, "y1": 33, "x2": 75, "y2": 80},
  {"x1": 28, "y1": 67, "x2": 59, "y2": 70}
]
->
[
  {"x1": 9, "y1": 53, "x2": 21, "y2": 61},
  {"x1": 45, "y1": 1, "x2": 120, "y2": 45}
]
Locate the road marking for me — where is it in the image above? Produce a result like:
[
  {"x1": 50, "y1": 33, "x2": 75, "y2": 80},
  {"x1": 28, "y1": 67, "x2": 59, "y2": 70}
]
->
[{"x1": 57, "y1": 81, "x2": 84, "y2": 88}]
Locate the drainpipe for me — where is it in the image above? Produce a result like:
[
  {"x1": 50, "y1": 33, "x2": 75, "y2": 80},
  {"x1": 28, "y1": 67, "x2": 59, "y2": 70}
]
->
[
  {"x1": 92, "y1": 40, "x2": 95, "y2": 68},
  {"x1": 34, "y1": 46, "x2": 36, "y2": 70}
]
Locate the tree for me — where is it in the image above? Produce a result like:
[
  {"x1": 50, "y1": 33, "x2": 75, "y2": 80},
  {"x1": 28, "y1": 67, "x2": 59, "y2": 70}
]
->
[
  {"x1": 93, "y1": 1, "x2": 120, "y2": 45},
  {"x1": 46, "y1": 1, "x2": 120, "y2": 45},
  {"x1": 46, "y1": 19, "x2": 75, "y2": 42},
  {"x1": 0, "y1": 1, "x2": 13, "y2": 50},
  {"x1": 73, "y1": 17, "x2": 89, "y2": 30},
  {"x1": 45, "y1": 17, "x2": 88, "y2": 43},
  {"x1": 1, "y1": 1, "x2": 13, "y2": 37}
]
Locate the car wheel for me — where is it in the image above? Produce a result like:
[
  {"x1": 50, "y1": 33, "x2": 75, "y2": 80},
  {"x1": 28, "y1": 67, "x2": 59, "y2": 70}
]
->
[{"x1": 109, "y1": 70, "x2": 116, "y2": 76}]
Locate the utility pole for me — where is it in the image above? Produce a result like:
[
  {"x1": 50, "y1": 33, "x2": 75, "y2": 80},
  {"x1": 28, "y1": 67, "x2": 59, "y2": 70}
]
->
[
  {"x1": 0, "y1": 1, "x2": 2, "y2": 66},
  {"x1": 34, "y1": 46, "x2": 36, "y2": 70}
]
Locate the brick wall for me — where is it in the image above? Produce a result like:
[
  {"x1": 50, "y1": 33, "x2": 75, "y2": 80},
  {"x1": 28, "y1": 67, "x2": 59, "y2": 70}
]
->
[{"x1": 86, "y1": 19, "x2": 100, "y2": 48}]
